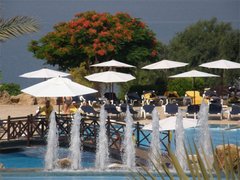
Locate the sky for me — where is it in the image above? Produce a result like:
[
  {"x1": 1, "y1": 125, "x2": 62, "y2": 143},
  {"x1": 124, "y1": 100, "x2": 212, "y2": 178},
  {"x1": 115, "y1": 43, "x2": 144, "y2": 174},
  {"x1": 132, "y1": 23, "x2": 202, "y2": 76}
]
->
[{"x1": 0, "y1": 0, "x2": 239, "y2": 88}]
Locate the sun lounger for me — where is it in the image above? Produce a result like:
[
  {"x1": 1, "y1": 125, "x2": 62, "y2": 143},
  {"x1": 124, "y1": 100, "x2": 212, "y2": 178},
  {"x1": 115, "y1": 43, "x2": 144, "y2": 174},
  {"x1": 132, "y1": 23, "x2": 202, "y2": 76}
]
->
[
  {"x1": 186, "y1": 104, "x2": 200, "y2": 118},
  {"x1": 141, "y1": 104, "x2": 155, "y2": 118},
  {"x1": 208, "y1": 103, "x2": 223, "y2": 120},
  {"x1": 228, "y1": 104, "x2": 240, "y2": 120},
  {"x1": 164, "y1": 103, "x2": 178, "y2": 116}
]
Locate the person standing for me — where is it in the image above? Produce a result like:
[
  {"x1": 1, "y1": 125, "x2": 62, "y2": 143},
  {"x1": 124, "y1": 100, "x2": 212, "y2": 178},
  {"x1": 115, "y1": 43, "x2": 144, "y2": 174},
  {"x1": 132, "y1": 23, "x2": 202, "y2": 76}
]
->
[{"x1": 63, "y1": 96, "x2": 73, "y2": 114}]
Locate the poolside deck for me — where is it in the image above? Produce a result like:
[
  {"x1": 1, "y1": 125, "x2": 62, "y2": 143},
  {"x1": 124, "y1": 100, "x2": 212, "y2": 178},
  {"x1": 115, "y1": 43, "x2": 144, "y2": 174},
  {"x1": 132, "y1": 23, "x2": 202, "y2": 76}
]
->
[
  {"x1": 0, "y1": 104, "x2": 239, "y2": 126},
  {"x1": 134, "y1": 106, "x2": 240, "y2": 126}
]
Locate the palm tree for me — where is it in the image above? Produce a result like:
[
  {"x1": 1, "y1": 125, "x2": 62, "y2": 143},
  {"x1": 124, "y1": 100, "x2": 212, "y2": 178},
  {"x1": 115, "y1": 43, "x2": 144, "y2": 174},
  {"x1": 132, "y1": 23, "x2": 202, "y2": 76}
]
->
[{"x1": 0, "y1": 16, "x2": 39, "y2": 42}]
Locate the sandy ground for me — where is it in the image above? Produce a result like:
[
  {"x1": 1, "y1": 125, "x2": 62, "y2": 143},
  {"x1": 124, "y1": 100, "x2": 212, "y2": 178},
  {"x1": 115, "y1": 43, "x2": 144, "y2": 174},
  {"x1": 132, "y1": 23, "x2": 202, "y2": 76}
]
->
[
  {"x1": 0, "y1": 104, "x2": 239, "y2": 126},
  {"x1": 0, "y1": 104, "x2": 59, "y2": 120}
]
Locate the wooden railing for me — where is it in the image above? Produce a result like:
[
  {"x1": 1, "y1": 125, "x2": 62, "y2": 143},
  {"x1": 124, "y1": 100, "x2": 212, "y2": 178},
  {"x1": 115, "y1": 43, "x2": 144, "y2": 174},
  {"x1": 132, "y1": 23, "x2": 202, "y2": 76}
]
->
[{"x1": 0, "y1": 114, "x2": 170, "y2": 151}]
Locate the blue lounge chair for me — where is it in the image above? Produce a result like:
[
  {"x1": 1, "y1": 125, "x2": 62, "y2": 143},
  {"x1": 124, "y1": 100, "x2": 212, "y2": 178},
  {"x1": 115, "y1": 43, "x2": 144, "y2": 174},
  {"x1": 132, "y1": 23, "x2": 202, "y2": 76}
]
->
[
  {"x1": 80, "y1": 105, "x2": 99, "y2": 116},
  {"x1": 164, "y1": 103, "x2": 178, "y2": 116},
  {"x1": 141, "y1": 104, "x2": 155, "y2": 118},
  {"x1": 120, "y1": 104, "x2": 138, "y2": 118},
  {"x1": 228, "y1": 104, "x2": 240, "y2": 120},
  {"x1": 186, "y1": 105, "x2": 200, "y2": 118},
  {"x1": 208, "y1": 103, "x2": 223, "y2": 120},
  {"x1": 104, "y1": 104, "x2": 120, "y2": 117},
  {"x1": 127, "y1": 92, "x2": 141, "y2": 105}
]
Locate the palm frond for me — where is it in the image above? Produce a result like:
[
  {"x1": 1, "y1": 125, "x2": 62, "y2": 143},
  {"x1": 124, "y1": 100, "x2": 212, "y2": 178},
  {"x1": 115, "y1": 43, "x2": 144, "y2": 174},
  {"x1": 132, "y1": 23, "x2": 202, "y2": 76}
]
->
[{"x1": 0, "y1": 16, "x2": 39, "y2": 41}]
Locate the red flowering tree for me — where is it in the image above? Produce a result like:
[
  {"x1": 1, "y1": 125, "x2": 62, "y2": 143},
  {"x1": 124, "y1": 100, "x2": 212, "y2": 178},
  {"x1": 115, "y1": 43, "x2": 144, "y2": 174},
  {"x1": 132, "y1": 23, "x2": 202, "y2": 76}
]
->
[{"x1": 28, "y1": 11, "x2": 162, "y2": 70}]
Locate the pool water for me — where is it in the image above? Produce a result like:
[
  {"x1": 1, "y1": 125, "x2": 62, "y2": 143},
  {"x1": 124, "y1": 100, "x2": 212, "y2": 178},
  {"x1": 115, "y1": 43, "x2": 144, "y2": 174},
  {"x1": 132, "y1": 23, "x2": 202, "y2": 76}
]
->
[
  {"x1": 139, "y1": 124, "x2": 240, "y2": 152},
  {"x1": 0, "y1": 147, "x2": 95, "y2": 169},
  {"x1": 0, "y1": 125, "x2": 239, "y2": 169},
  {"x1": 0, "y1": 171, "x2": 130, "y2": 180},
  {"x1": 0, "y1": 124, "x2": 239, "y2": 179}
]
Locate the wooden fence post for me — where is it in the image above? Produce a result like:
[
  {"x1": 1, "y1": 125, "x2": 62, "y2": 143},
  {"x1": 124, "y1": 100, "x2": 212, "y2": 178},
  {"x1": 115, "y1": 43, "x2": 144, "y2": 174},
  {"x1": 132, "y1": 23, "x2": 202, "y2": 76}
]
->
[
  {"x1": 27, "y1": 115, "x2": 31, "y2": 146},
  {"x1": 7, "y1": 116, "x2": 10, "y2": 141},
  {"x1": 136, "y1": 122, "x2": 140, "y2": 147},
  {"x1": 80, "y1": 118, "x2": 85, "y2": 146}
]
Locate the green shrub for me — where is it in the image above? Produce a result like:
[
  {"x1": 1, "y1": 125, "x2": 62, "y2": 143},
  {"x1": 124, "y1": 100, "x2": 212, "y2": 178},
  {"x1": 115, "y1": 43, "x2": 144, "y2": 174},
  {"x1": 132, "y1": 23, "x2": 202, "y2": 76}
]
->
[
  {"x1": 0, "y1": 83, "x2": 21, "y2": 96},
  {"x1": 168, "y1": 78, "x2": 205, "y2": 96}
]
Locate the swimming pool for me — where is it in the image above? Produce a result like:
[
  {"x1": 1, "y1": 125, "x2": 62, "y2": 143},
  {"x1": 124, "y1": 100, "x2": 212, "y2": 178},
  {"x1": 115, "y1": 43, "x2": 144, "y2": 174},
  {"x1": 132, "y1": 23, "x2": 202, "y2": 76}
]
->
[
  {"x1": 139, "y1": 124, "x2": 240, "y2": 151},
  {"x1": 0, "y1": 171, "x2": 131, "y2": 180},
  {"x1": 0, "y1": 124, "x2": 239, "y2": 169},
  {"x1": 0, "y1": 124, "x2": 239, "y2": 179},
  {"x1": 0, "y1": 147, "x2": 95, "y2": 169}
]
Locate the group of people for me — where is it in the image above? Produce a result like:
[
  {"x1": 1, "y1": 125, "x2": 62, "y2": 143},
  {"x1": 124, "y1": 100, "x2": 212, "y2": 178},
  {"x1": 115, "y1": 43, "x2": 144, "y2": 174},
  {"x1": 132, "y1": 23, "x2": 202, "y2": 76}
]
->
[{"x1": 35, "y1": 97, "x2": 78, "y2": 119}]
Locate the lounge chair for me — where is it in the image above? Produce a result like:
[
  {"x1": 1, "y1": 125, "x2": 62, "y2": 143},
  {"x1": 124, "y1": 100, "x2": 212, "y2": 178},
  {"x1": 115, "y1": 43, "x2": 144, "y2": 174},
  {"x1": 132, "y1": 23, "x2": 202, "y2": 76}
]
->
[
  {"x1": 185, "y1": 91, "x2": 208, "y2": 105},
  {"x1": 104, "y1": 92, "x2": 119, "y2": 104},
  {"x1": 80, "y1": 94, "x2": 99, "y2": 106},
  {"x1": 186, "y1": 104, "x2": 200, "y2": 118},
  {"x1": 142, "y1": 90, "x2": 161, "y2": 105},
  {"x1": 80, "y1": 105, "x2": 99, "y2": 117},
  {"x1": 228, "y1": 104, "x2": 240, "y2": 120},
  {"x1": 141, "y1": 104, "x2": 155, "y2": 119},
  {"x1": 104, "y1": 104, "x2": 121, "y2": 118},
  {"x1": 120, "y1": 104, "x2": 138, "y2": 118},
  {"x1": 209, "y1": 96, "x2": 222, "y2": 104},
  {"x1": 127, "y1": 92, "x2": 141, "y2": 105},
  {"x1": 208, "y1": 103, "x2": 223, "y2": 120},
  {"x1": 164, "y1": 91, "x2": 179, "y2": 104},
  {"x1": 164, "y1": 103, "x2": 178, "y2": 116}
]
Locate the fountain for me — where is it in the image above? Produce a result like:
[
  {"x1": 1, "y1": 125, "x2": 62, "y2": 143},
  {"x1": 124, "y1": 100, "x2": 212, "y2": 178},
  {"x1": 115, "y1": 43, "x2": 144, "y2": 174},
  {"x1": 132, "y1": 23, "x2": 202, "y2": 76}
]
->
[
  {"x1": 122, "y1": 106, "x2": 136, "y2": 170},
  {"x1": 45, "y1": 111, "x2": 59, "y2": 170},
  {"x1": 95, "y1": 105, "x2": 109, "y2": 170},
  {"x1": 69, "y1": 111, "x2": 82, "y2": 170},
  {"x1": 149, "y1": 107, "x2": 161, "y2": 169},
  {"x1": 175, "y1": 109, "x2": 187, "y2": 170},
  {"x1": 196, "y1": 101, "x2": 213, "y2": 166}
]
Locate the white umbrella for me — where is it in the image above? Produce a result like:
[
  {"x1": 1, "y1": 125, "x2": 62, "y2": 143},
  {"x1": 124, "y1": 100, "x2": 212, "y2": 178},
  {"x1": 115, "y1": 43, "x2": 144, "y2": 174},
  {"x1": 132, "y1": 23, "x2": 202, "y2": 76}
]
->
[
  {"x1": 20, "y1": 68, "x2": 70, "y2": 78},
  {"x1": 142, "y1": 116, "x2": 198, "y2": 131},
  {"x1": 85, "y1": 71, "x2": 135, "y2": 83},
  {"x1": 90, "y1": 59, "x2": 135, "y2": 68},
  {"x1": 141, "y1": 59, "x2": 188, "y2": 70},
  {"x1": 199, "y1": 59, "x2": 240, "y2": 69},
  {"x1": 170, "y1": 70, "x2": 219, "y2": 104},
  {"x1": 170, "y1": 70, "x2": 219, "y2": 78},
  {"x1": 199, "y1": 59, "x2": 240, "y2": 95},
  {"x1": 85, "y1": 71, "x2": 135, "y2": 101},
  {"x1": 22, "y1": 77, "x2": 97, "y2": 97}
]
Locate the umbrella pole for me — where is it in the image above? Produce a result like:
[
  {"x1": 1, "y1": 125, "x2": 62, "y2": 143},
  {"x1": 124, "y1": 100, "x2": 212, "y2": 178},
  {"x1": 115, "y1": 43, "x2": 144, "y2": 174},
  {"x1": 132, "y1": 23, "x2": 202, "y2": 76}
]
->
[
  {"x1": 56, "y1": 97, "x2": 61, "y2": 114},
  {"x1": 193, "y1": 77, "x2": 196, "y2": 105},
  {"x1": 111, "y1": 83, "x2": 114, "y2": 104},
  {"x1": 221, "y1": 70, "x2": 225, "y2": 97},
  {"x1": 58, "y1": 104, "x2": 60, "y2": 114}
]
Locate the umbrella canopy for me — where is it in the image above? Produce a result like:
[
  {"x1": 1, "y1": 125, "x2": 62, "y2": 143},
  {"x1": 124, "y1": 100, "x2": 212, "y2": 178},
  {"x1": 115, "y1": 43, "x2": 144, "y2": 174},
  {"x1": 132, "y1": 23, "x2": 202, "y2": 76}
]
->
[
  {"x1": 85, "y1": 71, "x2": 135, "y2": 83},
  {"x1": 20, "y1": 68, "x2": 70, "y2": 78},
  {"x1": 199, "y1": 59, "x2": 240, "y2": 69},
  {"x1": 21, "y1": 77, "x2": 97, "y2": 97},
  {"x1": 90, "y1": 59, "x2": 135, "y2": 68},
  {"x1": 169, "y1": 70, "x2": 219, "y2": 78},
  {"x1": 199, "y1": 59, "x2": 240, "y2": 95},
  {"x1": 142, "y1": 116, "x2": 198, "y2": 131},
  {"x1": 170, "y1": 70, "x2": 219, "y2": 104},
  {"x1": 141, "y1": 59, "x2": 188, "y2": 70}
]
